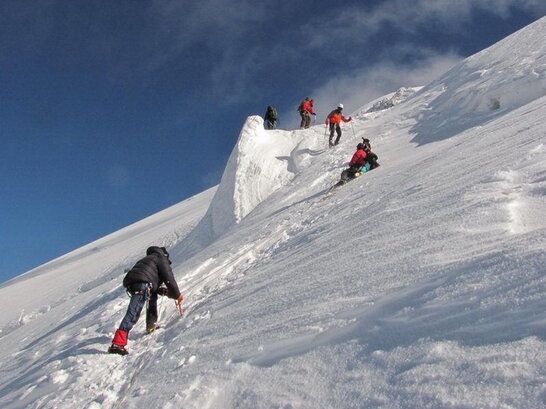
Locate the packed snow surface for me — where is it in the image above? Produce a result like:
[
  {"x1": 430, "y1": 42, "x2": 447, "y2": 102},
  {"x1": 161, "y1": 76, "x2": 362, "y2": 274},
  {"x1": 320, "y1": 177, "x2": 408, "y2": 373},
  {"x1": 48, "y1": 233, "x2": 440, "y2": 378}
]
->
[{"x1": 1, "y1": 16, "x2": 545, "y2": 409}]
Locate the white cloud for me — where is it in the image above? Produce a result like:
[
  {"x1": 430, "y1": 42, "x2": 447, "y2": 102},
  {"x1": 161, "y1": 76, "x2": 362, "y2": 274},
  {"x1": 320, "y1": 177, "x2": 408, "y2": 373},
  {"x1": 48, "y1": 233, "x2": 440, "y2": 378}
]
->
[
  {"x1": 200, "y1": 0, "x2": 544, "y2": 99},
  {"x1": 303, "y1": 0, "x2": 546, "y2": 49},
  {"x1": 7, "y1": 0, "x2": 540, "y2": 102}
]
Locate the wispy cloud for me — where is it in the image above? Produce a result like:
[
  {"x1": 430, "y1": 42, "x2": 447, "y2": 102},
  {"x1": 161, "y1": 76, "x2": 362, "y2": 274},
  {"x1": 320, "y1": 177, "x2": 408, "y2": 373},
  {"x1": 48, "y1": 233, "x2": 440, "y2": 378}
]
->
[
  {"x1": 3, "y1": 0, "x2": 544, "y2": 102},
  {"x1": 144, "y1": 0, "x2": 268, "y2": 69},
  {"x1": 303, "y1": 0, "x2": 546, "y2": 50},
  {"x1": 150, "y1": 0, "x2": 544, "y2": 100}
]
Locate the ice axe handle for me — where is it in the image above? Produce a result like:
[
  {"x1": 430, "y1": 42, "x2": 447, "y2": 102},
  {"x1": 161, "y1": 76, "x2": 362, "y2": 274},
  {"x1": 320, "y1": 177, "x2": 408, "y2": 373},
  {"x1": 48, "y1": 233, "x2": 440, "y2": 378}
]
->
[{"x1": 175, "y1": 297, "x2": 184, "y2": 316}]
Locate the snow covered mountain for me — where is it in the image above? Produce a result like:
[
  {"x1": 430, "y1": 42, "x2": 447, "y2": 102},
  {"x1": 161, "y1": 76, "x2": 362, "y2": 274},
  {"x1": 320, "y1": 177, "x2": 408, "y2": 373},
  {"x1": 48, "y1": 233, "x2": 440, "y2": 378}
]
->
[{"x1": 1, "y1": 16, "x2": 545, "y2": 409}]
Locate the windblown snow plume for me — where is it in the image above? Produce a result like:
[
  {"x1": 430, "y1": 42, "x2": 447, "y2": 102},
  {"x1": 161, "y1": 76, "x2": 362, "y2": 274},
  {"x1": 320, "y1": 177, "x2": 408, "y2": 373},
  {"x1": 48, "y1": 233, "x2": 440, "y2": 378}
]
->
[{"x1": 364, "y1": 87, "x2": 422, "y2": 114}]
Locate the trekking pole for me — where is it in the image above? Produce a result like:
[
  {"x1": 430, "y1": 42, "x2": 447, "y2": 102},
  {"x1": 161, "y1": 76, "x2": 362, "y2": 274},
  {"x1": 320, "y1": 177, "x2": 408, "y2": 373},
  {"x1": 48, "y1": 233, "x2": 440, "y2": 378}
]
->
[{"x1": 351, "y1": 121, "x2": 356, "y2": 138}]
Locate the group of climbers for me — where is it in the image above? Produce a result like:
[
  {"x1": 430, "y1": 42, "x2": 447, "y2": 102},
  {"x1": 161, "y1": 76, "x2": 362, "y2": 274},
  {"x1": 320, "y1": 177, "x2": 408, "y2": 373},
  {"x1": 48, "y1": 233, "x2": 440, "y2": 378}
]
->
[
  {"x1": 269, "y1": 97, "x2": 379, "y2": 185},
  {"x1": 109, "y1": 99, "x2": 376, "y2": 356},
  {"x1": 264, "y1": 97, "x2": 379, "y2": 185},
  {"x1": 266, "y1": 98, "x2": 353, "y2": 147}
]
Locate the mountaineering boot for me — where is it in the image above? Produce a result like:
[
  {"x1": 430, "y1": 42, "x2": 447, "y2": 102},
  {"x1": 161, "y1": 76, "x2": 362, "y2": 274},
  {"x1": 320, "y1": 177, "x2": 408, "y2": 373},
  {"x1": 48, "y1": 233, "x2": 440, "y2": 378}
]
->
[
  {"x1": 108, "y1": 344, "x2": 129, "y2": 355},
  {"x1": 146, "y1": 324, "x2": 161, "y2": 334}
]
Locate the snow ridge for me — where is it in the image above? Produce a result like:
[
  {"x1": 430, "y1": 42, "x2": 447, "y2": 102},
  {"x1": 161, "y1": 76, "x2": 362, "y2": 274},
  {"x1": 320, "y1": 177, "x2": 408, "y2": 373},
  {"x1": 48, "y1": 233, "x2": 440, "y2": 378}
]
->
[{"x1": 174, "y1": 115, "x2": 326, "y2": 258}]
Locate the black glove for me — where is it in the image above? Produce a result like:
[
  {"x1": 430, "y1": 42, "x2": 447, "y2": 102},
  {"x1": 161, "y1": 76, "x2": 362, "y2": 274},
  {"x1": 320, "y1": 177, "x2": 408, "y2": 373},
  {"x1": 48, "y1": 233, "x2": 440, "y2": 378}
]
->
[{"x1": 157, "y1": 286, "x2": 169, "y2": 297}]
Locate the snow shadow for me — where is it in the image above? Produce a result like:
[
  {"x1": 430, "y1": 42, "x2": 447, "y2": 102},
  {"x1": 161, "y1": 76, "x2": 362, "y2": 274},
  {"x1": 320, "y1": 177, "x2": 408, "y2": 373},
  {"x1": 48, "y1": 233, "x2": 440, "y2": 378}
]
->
[
  {"x1": 268, "y1": 187, "x2": 333, "y2": 218},
  {"x1": 408, "y1": 27, "x2": 546, "y2": 146},
  {"x1": 276, "y1": 146, "x2": 327, "y2": 174},
  {"x1": 0, "y1": 336, "x2": 110, "y2": 399},
  {"x1": 22, "y1": 286, "x2": 124, "y2": 350},
  {"x1": 236, "y1": 249, "x2": 546, "y2": 367},
  {"x1": 409, "y1": 105, "x2": 503, "y2": 145}
]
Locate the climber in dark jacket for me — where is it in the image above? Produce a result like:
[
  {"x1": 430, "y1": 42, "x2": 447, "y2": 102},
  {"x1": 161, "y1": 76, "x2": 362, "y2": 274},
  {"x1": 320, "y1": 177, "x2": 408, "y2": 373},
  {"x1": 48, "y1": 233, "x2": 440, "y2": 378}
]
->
[
  {"x1": 108, "y1": 246, "x2": 183, "y2": 355},
  {"x1": 264, "y1": 105, "x2": 278, "y2": 129}
]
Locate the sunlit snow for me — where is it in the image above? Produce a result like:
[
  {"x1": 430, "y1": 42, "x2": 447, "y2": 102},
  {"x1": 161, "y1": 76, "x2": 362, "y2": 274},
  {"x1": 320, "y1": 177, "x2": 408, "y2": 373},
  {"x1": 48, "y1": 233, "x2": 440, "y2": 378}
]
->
[{"x1": 0, "y1": 16, "x2": 545, "y2": 409}]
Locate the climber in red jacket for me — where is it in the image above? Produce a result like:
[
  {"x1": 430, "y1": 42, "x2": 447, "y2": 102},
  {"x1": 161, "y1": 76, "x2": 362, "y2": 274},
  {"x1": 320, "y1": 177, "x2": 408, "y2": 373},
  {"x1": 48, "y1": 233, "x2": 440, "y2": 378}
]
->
[
  {"x1": 298, "y1": 97, "x2": 316, "y2": 129},
  {"x1": 349, "y1": 143, "x2": 368, "y2": 168}
]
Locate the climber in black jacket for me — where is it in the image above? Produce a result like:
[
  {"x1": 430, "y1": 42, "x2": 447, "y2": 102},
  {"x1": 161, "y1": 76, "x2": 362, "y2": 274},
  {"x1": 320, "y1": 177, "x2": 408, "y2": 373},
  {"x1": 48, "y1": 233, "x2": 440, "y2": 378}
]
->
[{"x1": 108, "y1": 246, "x2": 183, "y2": 355}]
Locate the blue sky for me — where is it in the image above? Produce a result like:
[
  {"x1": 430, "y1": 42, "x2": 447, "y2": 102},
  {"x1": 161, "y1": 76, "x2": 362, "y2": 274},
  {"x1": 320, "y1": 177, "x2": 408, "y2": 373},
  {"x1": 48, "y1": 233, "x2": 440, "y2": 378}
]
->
[{"x1": 1, "y1": 1, "x2": 544, "y2": 283}]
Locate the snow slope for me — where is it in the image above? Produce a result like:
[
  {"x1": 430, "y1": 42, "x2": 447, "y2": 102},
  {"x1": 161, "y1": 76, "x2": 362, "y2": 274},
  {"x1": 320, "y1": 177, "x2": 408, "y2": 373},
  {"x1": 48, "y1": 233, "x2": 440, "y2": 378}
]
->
[
  {"x1": 1, "y1": 16, "x2": 545, "y2": 409},
  {"x1": 0, "y1": 187, "x2": 216, "y2": 330}
]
